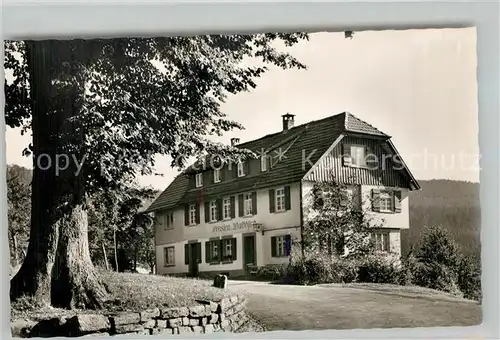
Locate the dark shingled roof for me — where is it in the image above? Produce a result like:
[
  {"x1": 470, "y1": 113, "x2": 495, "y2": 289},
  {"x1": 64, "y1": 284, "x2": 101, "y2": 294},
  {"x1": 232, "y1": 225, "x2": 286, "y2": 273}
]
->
[{"x1": 145, "y1": 112, "x2": 407, "y2": 212}]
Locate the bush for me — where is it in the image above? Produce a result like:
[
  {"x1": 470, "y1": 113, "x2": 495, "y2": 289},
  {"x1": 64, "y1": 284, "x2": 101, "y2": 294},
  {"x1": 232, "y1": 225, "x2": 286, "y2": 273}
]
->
[
  {"x1": 417, "y1": 225, "x2": 462, "y2": 272},
  {"x1": 357, "y1": 254, "x2": 401, "y2": 284},
  {"x1": 456, "y1": 256, "x2": 481, "y2": 301},
  {"x1": 412, "y1": 261, "x2": 463, "y2": 297},
  {"x1": 256, "y1": 264, "x2": 287, "y2": 281},
  {"x1": 287, "y1": 252, "x2": 360, "y2": 285}
]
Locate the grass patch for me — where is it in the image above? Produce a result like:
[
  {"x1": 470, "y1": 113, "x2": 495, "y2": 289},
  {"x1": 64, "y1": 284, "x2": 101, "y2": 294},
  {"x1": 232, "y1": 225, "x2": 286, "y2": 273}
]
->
[{"x1": 11, "y1": 269, "x2": 231, "y2": 320}]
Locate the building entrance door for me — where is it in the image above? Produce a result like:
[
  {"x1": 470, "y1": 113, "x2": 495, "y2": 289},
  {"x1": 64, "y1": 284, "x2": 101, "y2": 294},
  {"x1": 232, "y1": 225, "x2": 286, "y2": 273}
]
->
[
  {"x1": 243, "y1": 235, "x2": 256, "y2": 273},
  {"x1": 189, "y1": 242, "x2": 201, "y2": 277}
]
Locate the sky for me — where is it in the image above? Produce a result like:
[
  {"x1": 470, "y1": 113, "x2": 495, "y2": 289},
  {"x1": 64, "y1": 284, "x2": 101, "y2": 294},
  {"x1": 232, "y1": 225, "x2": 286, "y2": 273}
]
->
[{"x1": 5, "y1": 27, "x2": 479, "y2": 191}]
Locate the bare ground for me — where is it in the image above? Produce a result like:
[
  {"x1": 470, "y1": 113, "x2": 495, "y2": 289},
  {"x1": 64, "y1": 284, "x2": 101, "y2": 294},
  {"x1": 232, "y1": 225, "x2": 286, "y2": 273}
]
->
[{"x1": 227, "y1": 280, "x2": 482, "y2": 331}]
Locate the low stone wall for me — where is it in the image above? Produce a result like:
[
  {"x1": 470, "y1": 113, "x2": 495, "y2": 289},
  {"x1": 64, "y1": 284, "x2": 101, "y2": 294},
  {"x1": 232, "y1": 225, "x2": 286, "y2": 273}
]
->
[{"x1": 13, "y1": 295, "x2": 248, "y2": 338}]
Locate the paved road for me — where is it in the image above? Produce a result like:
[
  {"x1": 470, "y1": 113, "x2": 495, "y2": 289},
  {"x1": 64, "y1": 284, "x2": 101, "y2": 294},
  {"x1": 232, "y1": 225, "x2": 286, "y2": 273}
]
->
[{"x1": 228, "y1": 281, "x2": 482, "y2": 331}]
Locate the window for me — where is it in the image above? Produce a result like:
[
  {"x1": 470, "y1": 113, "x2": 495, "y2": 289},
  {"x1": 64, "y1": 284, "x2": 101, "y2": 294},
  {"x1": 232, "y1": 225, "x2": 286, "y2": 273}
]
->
[
  {"x1": 164, "y1": 212, "x2": 174, "y2": 230},
  {"x1": 261, "y1": 155, "x2": 267, "y2": 172},
  {"x1": 214, "y1": 169, "x2": 221, "y2": 183},
  {"x1": 223, "y1": 239, "x2": 232, "y2": 261},
  {"x1": 223, "y1": 197, "x2": 231, "y2": 220},
  {"x1": 276, "y1": 236, "x2": 286, "y2": 257},
  {"x1": 379, "y1": 192, "x2": 393, "y2": 212},
  {"x1": 275, "y1": 187, "x2": 285, "y2": 212},
  {"x1": 372, "y1": 232, "x2": 390, "y2": 252},
  {"x1": 271, "y1": 235, "x2": 291, "y2": 257},
  {"x1": 189, "y1": 204, "x2": 197, "y2": 225},
  {"x1": 210, "y1": 200, "x2": 218, "y2": 222},
  {"x1": 207, "y1": 241, "x2": 219, "y2": 263},
  {"x1": 237, "y1": 162, "x2": 245, "y2": 177},
  {"x1": 244, "y1": 193, "x2": 253, "y2": 216},
  {"x1": 164, "y1": 246, "x2": 175, "y2": 266},
  {"x1": 350, "y1": 145, "x2": 366, "y2": 167},
  {"x1": 195, "y1": 173, "x2": 203, "y2": 187}
]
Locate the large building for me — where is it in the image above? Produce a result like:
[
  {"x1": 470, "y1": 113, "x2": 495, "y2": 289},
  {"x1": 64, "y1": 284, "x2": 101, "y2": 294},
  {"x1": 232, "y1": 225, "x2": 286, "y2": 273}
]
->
[{"x1": 146, "y1": 112, "x2": 420, "y2": 277}]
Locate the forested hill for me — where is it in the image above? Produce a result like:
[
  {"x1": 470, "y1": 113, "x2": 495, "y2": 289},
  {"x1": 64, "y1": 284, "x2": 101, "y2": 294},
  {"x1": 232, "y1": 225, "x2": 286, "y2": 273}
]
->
[{"x1": 402, "y1": 179, "x2": 481, "y2": 259}]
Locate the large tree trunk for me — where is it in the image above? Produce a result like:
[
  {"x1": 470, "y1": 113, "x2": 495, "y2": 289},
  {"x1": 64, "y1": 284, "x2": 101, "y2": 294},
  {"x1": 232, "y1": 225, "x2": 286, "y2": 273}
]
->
[
  {"x1": 11, "y1": 232, "x2": 19, "y2": 267},
  {"x1": 10, "y1": 40, "x2": 108, "y2": 309}
]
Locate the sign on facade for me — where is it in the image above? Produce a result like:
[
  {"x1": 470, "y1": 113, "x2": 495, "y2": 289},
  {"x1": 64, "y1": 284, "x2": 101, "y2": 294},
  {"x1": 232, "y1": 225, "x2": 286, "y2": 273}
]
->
[{"x1": 212, "y1": 220, "x2": 263, "y2": 233}]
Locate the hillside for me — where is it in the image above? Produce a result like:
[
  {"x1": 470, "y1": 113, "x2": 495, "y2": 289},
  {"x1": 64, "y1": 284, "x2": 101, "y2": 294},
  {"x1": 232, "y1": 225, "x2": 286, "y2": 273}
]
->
[{"x1": 403, "y1": 179, "x2": 481, "y2": 260}]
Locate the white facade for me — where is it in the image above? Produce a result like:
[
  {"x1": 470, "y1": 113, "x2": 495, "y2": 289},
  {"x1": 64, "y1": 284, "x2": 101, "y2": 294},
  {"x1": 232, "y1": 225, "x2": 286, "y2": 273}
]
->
[{"x1": 155, "y1": 182, "x2": 302, "y2": 276}]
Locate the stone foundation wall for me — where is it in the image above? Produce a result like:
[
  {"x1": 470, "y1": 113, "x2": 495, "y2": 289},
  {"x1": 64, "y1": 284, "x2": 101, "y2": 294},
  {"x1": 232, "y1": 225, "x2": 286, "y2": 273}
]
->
[{"x1": 13, "y1": 295, "x2": 248, "y2": 338}]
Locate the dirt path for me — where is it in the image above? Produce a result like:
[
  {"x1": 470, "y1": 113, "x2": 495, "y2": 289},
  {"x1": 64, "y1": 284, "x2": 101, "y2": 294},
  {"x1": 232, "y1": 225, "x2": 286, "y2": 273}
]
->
[{"x1": 228, "y1": 281, "x2": 482, "y2": 331}]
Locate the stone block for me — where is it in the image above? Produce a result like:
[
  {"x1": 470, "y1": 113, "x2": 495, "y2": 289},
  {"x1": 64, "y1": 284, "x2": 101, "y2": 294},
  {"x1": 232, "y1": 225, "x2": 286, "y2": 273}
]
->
[
  {"x1": 189, "y1": 305, "x2": 205, "y2": 317},
  {"x1": 140, "y1": 308, "x2": 160, "y2": 321},
  {"x1": 189, "y1": 318, "x2": 199, "y2": 326},
  {"x1": 177, "y1": 326, "x2": 192, "y2": 334},
  {"x1": 220, "y1": 320, "x2": 230, "y2": 330},
  {"x1": 167, "y1": 318, "x2": 182, "y2": 328},
  {"x1": 219, "y1": 298, "x2": 232, "y2": 312},
  {"x1": 204, "y1": 324, "x2": 214, "y2": 334},
  {"x1": 182, "y1": 317, "x2": 190, "y2": 326},
  {"x1": 230, "y1": 295, "x2": 238, "y2": 305},
  {"x1": 209, "y1": 314, "x2": 219, "y2": 324},
  {"x1": 156, "y1": 319, "x2": 167, "y2": 328},
  {"x1": 110, "y1": 312, "x2": 141, "y2": 326},
  {"x1": 114, "y1": 324, "x2": 144, "y2": 334},
  {"x1": 160, "y1": 307, "x2": 189, "y2": 319},
  {"x1": 65, "y1": 314, "x2": 111, "y2": 334},
  {"x1": 204, "y1": 304, "x2": 212, "y2": 316},
  {"x1": 219, "y1": 313, "x2": 226, "y2": 322},
  {"x1": 210, "y1": 302, "x2": 218, "y2": 312},
  {"x1": 141, "y1": 320, "x2": 156, "y2": 328}
]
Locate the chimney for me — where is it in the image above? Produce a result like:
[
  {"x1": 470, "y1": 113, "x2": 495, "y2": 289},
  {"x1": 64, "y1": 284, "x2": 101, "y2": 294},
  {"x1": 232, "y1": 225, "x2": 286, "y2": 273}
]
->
[
  {"x1": 282, "y1": 113, "x2": 295, "y2": 131},
  {"x1": 230, "y1": 138, "x2": 240, "y2": 146}
]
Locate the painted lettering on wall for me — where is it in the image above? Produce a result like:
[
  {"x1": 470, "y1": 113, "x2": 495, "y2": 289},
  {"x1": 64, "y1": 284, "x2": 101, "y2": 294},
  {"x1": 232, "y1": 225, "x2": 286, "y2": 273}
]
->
[{"x1": 212, "y1": 220, "x2": 261, "y2": 233}]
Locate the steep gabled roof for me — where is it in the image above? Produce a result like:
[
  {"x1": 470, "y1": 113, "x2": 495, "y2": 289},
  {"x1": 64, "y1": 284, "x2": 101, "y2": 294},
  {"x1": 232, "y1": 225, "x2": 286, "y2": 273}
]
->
[{"x1": 145, "y1": 112, "x2": 418, "y2": 212}]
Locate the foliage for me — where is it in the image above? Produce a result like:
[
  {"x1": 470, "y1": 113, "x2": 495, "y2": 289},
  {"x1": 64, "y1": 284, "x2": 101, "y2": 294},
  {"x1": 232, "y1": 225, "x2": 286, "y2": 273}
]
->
[
  {"x1": 302, "y1": 178, "x2": 380, "y2": 258},
  {"x1": 5, "y1": 34, "x2": 310, "y2": 193},
  {"x1": 415, "y1": 225, "x2": 463, "y2": 272},
  {"x1": 255, "y1": 264, "x2": 288, "y2": 282},
  {"x1": 6, "y1": 165, "x2": 32, "y2": 265},
  {"x1": 287, "y1": 251, "x2": 358, "y2": 285},
  {"x1": 356, "y1": 255, "x2": 401, "y2": 285},
  {"x1": 456, "y1": 255, "x2": 481, "y2": 301}
]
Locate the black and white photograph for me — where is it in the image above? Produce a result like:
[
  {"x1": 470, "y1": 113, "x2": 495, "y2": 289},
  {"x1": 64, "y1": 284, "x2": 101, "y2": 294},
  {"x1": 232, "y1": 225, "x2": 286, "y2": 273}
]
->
[{"x1": 5, "y1": 26, "x2": 482, "y2": 337}]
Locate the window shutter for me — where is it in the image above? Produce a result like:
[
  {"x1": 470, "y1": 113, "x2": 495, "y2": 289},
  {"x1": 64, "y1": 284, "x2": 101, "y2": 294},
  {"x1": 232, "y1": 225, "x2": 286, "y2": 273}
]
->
[
  {"x1": 284, "y1": 235, "x2": 292, "y2": 256},
  {"x1": 214, "y1": 241, "x2": 220, "y2": 263},
  {"x1": 394, "y1": 191, "x2": 402, "y2": 213},
  {"x1": 232, "y1": 162, "x2": 238, "y2": 178},
  {"x1": 231, "y1": 238, "x2": 237, "y2": 261},
  {"x1": 219, "y1": 239, "x2": 224, "y2": 260},
  {"x1": 284, "y1": 185, "x2": 291, "y2": 210},
  {"x1": 184, "y1": 205, "x2": 189, "y2": 226},
  {"x1": 269, "y1": 189, "x2": 275, "y2": 213},
  {"x1": 271, "y1": 237, "x2": 277, "y2": 257},
  {"x1": 238, "y1": 194, "x2": 244, "y2": 217},
  {"x1": 230, "y1": 196, "x2": 236, "y2": 218},
  {"x1": 196, "y1": 243, "x2": 202, "y2": 263},
  {"x1": 383, "y1": 233, "x2": 390, "y2": 252},
  {"x1": 184, "y1": 244, "x2": 189, "y2": 265},
  {"x1": 204, "y1": 201, "x2": 210, "y2": 223},
  {"x1": 205, "y1": 241, "x2": 210, "y2": 263},
  {"x1": 217, "y1": 199, "x2": 223, "y2": 220},
  {"x1": 244, "y1": 161, "x2": 250, "y2": 176},
  {"x1": 251, "y1": 191, "x2": 257, "y2": 215},
  {"x1": 371, "y1": 189, "x2": 381, "y2": 212},
  {"x1": 195, "y1": 203, "x2": 200, "y2": 224},
  {"x1": 342, "y1": 143, "x2": 352, "y2": 166}
]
